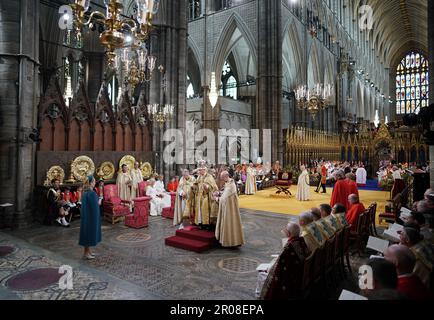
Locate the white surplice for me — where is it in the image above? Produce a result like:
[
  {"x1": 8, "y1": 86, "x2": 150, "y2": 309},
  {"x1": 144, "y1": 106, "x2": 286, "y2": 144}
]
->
[
  {"x1": 154, "y1": 180, "x2": 171, "y2": 208},
  {"x1": 146, "y1": 185, "x2": 164, "y2": 216},
  {"x1": 296, "y1": 169, "x2": 310, "y2": 201},
  {"x1": 355, "y1": 167, "x2": 367, "y2": 185},
  {"x1": 245, "y1": 167, "x2": 257, "y2": 195}
]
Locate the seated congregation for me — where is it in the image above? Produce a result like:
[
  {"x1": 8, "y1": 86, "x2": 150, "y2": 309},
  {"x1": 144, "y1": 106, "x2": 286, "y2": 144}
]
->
[{"x1": 258, "y1": 188, "x2": 434, "y2": 300}]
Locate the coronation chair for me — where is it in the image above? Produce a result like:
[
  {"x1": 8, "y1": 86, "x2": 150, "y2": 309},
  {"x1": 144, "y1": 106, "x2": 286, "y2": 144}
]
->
[{"x1": 276, "y1": 172, "x2": 293, "y2": 187}]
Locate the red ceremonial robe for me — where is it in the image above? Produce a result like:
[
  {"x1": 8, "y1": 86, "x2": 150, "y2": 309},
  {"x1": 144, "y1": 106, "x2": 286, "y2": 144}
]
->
[
  {"x1": 345, "y1": 179, "x2": 359, "y2": 197},
  {"x1": 345, "y1": 203, "x2": 366, "y2": 231},
  {"x1": 397, "y1": 275, "x2": 434, "y2": 300},
  {"x1": 168, "y1": 182, "x2": 178, "y2": 192},
  {"x1": 330, "y1": 179, "x2": 351, "y2": 209}
]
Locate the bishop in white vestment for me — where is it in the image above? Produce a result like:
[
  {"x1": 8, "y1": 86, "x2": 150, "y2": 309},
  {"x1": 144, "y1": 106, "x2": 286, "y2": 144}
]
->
[
  {"x1": 146, "y1": 179, "x2": 164, "y2": 216},
  {"x1": 245, "y1": 163, "x2": 257, "y2": 195},
  {"x1": 355, "y1": 165, "x2": 367, "y2": 186},
  {"x1": 215, "y1": 171, "x2": 245, "y2": 247},
  {"x1": 296, "y1": 165, "x2": 310, "y2": 201},
  {"x1": 154, "y1": 175, "x2": 171, "y2": 208}
]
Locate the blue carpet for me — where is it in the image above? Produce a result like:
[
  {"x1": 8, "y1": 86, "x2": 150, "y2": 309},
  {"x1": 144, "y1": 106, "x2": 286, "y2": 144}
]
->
[
  {"x1": 326, "y1": 179, "x2": 381, "y2": 191},
  {"x1": 358, "y1": 179, "x2": 381, "y2": 191}
]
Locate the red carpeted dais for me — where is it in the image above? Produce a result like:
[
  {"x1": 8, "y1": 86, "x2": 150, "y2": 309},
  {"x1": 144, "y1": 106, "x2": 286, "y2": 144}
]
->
[{"x1": 165, "y1": 226, "x2": 217, "y2": 253}]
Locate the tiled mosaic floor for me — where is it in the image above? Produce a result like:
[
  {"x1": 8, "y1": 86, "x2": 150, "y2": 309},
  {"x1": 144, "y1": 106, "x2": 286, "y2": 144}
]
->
[{"x1": 0, "y1": 210, "x2": 367, "y2": 300}]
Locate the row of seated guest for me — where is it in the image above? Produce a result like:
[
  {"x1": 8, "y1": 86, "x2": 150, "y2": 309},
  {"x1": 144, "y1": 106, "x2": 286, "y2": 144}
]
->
[
  {"x1": 363, "y1": 246, "x2": 433, "y2": 300},
  {"x1": 47, "y1": 179, "x2": 72, "y2": 227},
  {"x1": 261, "y1": 200, "x2": 434, "y2": 300},
  {"x1": 47, "y1": 179, "x2": 106, "y2": 227}
]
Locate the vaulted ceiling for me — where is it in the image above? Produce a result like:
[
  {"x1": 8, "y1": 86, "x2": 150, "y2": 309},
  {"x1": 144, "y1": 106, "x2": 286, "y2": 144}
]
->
[{"x1": 354, "y1": 0, "x2": 428, "y2": 68}]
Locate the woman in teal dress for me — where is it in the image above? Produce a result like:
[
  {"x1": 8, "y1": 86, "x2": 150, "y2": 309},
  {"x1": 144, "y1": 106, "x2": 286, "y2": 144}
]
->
[{"x1": 79, "y1": 176, "x2": 102, "y2": 259}]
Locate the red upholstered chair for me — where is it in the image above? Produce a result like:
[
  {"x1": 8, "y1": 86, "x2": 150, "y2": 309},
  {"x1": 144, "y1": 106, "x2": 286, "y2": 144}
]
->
[
  {"x1": 138, "y1": 181, "x2": 148, "y2": 197},
  {"x1": 102, "y1": 184, "x2": 131, "y2": 224},
  {"x1": 162, "y1": 192, "x2": 176, "y2": 219},
  {"x1": 125, "y1": 197, "x2": 149, "y2": 229}
]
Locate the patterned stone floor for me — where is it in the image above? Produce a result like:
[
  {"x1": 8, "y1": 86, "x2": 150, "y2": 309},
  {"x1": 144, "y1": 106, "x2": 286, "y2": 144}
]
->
[{"x1": 0, "y1": 210, "x2": 367, "y2": 300}]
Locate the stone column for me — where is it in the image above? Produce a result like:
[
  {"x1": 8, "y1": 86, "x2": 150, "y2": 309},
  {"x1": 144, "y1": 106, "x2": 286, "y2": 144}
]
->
[
  {"x1": 256, "y1": 0, "x2": 282, "y2": 163},
  {"x1": 152, "y1": 0, "x2": 187, "y2": 181},
  {"x1": 0, "y1": 0, "x2": 39, "y2": 228},
  {"x1": 86, "y1": 52, "x2": 105, "y2": 103},
  {"x1": 429, "y1": 0, "x2": 434, "y2": 188}
]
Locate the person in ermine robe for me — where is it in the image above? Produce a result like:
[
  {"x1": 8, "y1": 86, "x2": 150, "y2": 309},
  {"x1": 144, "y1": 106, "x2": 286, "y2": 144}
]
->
[
  {"x1": 146, "y1": 178, "x2": 164, "y2": 216},
  {"x1": 173, "y1": 170, "x2": 195, "y2": 228},
  {"x1": 215, "y1": 171, "x2": 245, "y2": 247},
  {"x1": 330, "y1": 170, "x2": 351, "y2": 210},
  {"x1": 245, "y1": 163, "x2": 257, "y2": 195},
  {"x1": 260, "y1": 222, "x2": 310, "y2": 300},
  {"x1": 296, "y1": 165, "x2": 310, "y2": 201},
  {"x1": 116, "y1": 164, "x2": 132, "y2": 202},
  {"x1": 191, "y1": 165, "x2": 219, "y2": 229},
  {"x1": 345, "y1": 194, "x2": 366, "y2": 231},
  {"x1": 356, "y1": 165, "x2": 367, "y2": 187},
  {"x1": 345, "y1": 173, "x2": 359, "y2": 197},
  {"x1": 130, "y1": 161, "x2": 143, "y2": 199}
]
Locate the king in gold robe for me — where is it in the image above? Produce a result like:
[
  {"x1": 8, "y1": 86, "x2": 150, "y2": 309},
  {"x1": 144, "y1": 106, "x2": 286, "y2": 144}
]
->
[
  {"x1": 215, "y1": 174, "x2": 245, "y2": 247},
  {"x1": 174, "y1": 172, "x2": 195, "y2": 226},
  {"x1": 191, "y1": 167, "x2": 218, "y2": 227}
]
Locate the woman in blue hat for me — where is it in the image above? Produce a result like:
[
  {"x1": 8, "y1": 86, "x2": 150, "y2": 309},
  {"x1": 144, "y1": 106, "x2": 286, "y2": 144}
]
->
[{"x1": 79, "y1": 175, "x2": 102, "y2": 260}]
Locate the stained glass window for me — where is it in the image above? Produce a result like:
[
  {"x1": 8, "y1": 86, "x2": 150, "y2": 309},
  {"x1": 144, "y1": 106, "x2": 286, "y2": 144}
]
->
[{"x1": 396, "y1": 52, "x2": 429, "y2": 115}]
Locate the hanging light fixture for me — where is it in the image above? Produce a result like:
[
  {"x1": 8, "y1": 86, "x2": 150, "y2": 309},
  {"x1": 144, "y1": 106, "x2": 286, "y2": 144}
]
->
[
  {"x1": 209, "y1": 72, "x2": 219, "y2": 108},
  {"x1": 62, "y1": 0, "x2": 160, "y2": 68},
  {"x1": 146, "y1": 65, "x2": 175, "y2": 127},
  {"x1": 115, "y1": 41, "x2": 157, "y2": 93},
  {"x1": 295, "y1": 83, "x2": 333, "y2": 119}
]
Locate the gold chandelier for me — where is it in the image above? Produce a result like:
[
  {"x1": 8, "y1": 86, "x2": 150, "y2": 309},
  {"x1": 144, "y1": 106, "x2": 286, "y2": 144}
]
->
[
  {"x1": 147, "y1": 66, "x2": 175, "y2": 127},
  {"x1": 115, "y1": 41, "x2": 157, "y2": 91},
  {"x1": 64, "y1": 0, "x2": 160, "y2": 68},
  {"x1": 295, "y1": 83, "x2": 333, "y2": 119}
]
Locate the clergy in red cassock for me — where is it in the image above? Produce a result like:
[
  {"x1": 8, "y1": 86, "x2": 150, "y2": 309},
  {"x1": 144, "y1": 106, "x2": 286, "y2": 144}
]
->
[
  {"x1": 345, "y1": 173, "x2": 359, "y2": 197},
  {"x1": 167, "y1": 177, "x2": 179, "y2": 193},
  {"x1": 345, "y1": 194, "x2": 366, "y2": 231},
  {"x1": 330, "y1": 171, "x2": 351, "y2": 210}
]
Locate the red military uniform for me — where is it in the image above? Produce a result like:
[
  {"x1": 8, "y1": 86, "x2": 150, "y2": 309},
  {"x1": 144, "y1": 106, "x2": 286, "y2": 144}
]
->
[{"x1": 62, "y1": 191, "x2": 76, "y2": 203}]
